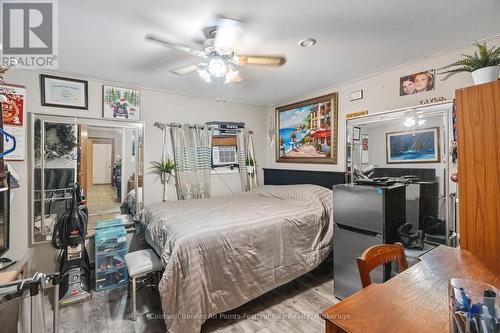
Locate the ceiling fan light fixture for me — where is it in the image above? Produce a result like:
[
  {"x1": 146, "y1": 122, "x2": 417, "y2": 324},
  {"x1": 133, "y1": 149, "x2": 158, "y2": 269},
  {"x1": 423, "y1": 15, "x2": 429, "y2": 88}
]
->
[
  {"x1": 208, "y1": 57, "x2": 227, "y2": 77},
  {"x1": 404, "y1": 117, "x2": 416, "y2": 127},
  {"x1": 197, "y1": 68, "x2": 212, "y2": 83}
]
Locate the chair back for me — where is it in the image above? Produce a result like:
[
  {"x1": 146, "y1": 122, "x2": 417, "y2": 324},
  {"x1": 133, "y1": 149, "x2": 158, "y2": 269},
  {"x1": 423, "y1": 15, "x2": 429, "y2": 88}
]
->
[{"x1": 357, "y1": 242, "x2": 408, "y2": 288}]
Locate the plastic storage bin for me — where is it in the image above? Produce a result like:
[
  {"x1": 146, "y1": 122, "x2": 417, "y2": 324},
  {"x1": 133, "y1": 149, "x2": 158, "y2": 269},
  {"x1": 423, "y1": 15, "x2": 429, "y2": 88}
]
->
[{"x1": 95, "y1": 220, "x2": 128, "y2": 291}]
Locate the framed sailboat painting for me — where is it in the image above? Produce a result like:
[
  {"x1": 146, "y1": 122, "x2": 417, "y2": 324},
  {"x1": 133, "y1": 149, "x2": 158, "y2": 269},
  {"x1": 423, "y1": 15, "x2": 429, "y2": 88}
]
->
[{"x1": 386, "y1": 127, "x2": 440, "y2": 163}]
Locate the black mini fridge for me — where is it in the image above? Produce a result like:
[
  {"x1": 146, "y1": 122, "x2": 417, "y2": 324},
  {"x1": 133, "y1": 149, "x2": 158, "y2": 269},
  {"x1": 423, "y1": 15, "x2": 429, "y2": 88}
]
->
[{"x1": 333, "y1": 184, "x2": 406, "y2": 299}]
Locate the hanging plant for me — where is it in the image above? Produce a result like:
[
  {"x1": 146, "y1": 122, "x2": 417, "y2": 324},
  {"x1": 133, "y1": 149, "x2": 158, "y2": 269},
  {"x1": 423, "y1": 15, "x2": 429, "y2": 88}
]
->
[
  {"x1": 150, "y1": 159, "x2": 175, "y2": 181},
  {"x1": 150, "y1": 159, "x2": 176, "y2": 202},
  {"x1": 245, "y1": 158, "x2": 255, "y2": 174}
]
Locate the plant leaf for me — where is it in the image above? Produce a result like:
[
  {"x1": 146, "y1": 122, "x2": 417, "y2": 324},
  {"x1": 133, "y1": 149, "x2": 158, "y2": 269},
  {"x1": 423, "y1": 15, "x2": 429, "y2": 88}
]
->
[{"x1": 438, "y1": 41, "x2": 500, "y2": 80}]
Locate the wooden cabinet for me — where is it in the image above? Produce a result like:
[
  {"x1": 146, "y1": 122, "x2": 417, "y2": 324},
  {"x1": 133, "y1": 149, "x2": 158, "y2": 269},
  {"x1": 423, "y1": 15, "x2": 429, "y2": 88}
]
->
[{"x1": 455, "y1": 80, "x2": 500, "y2": 258}]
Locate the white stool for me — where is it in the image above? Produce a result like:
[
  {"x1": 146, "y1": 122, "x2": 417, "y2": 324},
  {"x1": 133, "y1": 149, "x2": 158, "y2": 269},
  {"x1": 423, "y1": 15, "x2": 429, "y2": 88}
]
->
[{"x1": 124, "y1": 249, "x2": 163, "y2": 320}]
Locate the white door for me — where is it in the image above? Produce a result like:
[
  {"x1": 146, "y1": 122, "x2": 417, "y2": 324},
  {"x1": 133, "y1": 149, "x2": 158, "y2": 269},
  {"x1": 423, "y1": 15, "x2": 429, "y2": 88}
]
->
[{"x1": 92, "y1": 143, "x2": 112, "y2": 184}]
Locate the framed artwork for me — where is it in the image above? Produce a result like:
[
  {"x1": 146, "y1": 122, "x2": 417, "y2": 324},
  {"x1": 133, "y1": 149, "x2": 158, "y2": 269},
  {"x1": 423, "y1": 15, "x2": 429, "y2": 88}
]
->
[
  {"x1": 399, "y1": 70, "x2": 435, "y2": 96},
  {"x1": 353, "y1": 127, "x2": 361, "y2": 141},
  {"x1": 386, "y1": 127, "x2": 440, "y2": 163},
  {"x1": 2, "y1": 83, "x2": 26, "y2": 160},
  {"x1": 350, "y1": 90, "x2": 363, "y2": 101},
  {"x1": 102, "y1": 85, "x2": 140, "y2": 120},
  {"x1": 276, "y1": 93, "x2": 338, "y2": 164},
  {"x1": 40, "y1": 75, "x2": 88, "y2": 109},
  {"x1": 361, "y1": 134, "x2": 369, "y2": 163}
]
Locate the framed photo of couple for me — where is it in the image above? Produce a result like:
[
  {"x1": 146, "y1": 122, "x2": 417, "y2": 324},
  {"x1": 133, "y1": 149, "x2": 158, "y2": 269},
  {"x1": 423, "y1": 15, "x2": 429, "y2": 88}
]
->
[{"x1": 399, "y1": 70, "x2": 435, "y2": 96}]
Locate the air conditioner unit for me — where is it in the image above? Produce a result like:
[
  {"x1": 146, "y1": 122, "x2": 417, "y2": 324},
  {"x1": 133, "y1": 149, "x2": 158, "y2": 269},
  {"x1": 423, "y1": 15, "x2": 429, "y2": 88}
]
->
[{"x1": 212, "y1": 145, "x2": 238, "y2": 166}]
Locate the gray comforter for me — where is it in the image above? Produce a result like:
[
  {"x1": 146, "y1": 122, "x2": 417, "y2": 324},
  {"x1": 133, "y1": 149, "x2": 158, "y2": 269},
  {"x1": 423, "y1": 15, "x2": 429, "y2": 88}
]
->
[{"x1": 142, "y1": 184, "x2": 333, "y2": 332}]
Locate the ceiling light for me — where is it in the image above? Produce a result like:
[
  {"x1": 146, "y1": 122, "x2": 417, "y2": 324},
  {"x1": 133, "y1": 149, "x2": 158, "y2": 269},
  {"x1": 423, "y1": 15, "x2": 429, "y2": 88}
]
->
[
  {"x1": 197, "y1": 68, "x2": 212, "y2": 83},
  {"x1": 207, "y1": 57, "x2": 227, "y2": 77},
  {"x1": 404, "y1": 118, "x2": 416, "y2": 127},
  {"x1": 299, "y1": 38, "x2": 317, "y2": 48},
  {"x1": 417, "y1": 119, "x2": 426, "y2": 126}
]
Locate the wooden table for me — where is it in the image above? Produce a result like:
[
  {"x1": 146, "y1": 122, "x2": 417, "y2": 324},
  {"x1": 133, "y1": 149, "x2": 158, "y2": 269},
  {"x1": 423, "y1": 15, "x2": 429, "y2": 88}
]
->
[{"x1": 321, "y1": 246, "x2": 500, "y2": 333}]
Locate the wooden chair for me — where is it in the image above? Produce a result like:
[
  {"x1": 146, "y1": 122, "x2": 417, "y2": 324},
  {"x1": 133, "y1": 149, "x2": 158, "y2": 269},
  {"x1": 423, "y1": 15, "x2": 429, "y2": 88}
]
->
[{"x1": 357, "y1": 242, "x2": 408, "y2": 288}]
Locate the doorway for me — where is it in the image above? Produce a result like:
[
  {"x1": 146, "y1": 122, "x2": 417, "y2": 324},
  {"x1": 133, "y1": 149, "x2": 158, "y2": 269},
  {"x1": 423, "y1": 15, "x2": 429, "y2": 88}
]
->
[
  {"x1": 92, "y1": 139, "x2": 113, "y2": 184},
  {"x1": 83, "y1": 135, "x2": 121, "y2": 227}
]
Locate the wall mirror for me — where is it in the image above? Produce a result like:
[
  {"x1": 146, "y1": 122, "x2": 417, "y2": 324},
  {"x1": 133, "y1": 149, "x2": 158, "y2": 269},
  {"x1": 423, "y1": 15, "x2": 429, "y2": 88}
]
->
[
  {"x1": 30, "y1": 114, "x2": 144, "y2": 244},
  {"x1": 345, "y1": 102, "x2": 456, "y2": 246}
]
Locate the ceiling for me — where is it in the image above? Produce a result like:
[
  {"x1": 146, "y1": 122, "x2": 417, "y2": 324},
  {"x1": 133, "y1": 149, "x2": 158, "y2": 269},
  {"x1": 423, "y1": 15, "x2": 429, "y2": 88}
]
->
[{"x1": 57, "y1": 0, "x2": 500, "y2": 106}]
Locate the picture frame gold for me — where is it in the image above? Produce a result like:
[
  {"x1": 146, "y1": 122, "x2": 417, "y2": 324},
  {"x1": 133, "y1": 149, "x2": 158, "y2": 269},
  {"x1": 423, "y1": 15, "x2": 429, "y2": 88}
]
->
[{"x1": 276, "y1": 93, "x2": 338, "y2": 164}]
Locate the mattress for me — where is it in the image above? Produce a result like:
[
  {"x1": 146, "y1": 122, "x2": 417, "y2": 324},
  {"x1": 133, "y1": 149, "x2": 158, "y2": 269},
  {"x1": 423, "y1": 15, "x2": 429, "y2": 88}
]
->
[{"x1": 142, "y1": 184, "x2": 333, "y2": 332}]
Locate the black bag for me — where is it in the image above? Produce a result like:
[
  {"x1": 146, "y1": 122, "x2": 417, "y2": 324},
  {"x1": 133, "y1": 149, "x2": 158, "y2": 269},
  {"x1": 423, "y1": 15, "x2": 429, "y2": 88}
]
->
[{"x1": 422, "y1": 216, "x2": 446, "y2": 235}]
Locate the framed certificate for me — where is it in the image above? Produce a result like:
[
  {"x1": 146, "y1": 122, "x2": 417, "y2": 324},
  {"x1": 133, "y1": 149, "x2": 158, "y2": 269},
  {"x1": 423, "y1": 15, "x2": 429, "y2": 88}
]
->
[
  {"x1": 350, "y1": 89, "x2": 363, "y2": 101},
  {"x1": 40, "y1": 74, "x2": 88, "y2": 109}
]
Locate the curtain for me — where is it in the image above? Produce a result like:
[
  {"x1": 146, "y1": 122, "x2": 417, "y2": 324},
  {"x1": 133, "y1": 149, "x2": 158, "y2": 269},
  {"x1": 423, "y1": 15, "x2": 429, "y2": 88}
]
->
[
  {"x1": 236, "y1": 129, "x2": 249, "y2": 192},
  {"x1": 246, "y1": 132, "x2": 258, "y2": 189},
  {"x1": 171, "y1": 124, "x2": 212, "y2": 200},
  {"x1": 160, "y1": 126, "x2": 170, "y2": 202},
  {"x1": 236, "y1": 129, "x2": 258, "y2": 191}
]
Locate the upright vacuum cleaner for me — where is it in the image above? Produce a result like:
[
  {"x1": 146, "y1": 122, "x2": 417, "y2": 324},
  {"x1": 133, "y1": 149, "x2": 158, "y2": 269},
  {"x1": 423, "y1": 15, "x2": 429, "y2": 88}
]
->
[{"x1": 51, "y1": 183, "x2": 91, "y2": 305}]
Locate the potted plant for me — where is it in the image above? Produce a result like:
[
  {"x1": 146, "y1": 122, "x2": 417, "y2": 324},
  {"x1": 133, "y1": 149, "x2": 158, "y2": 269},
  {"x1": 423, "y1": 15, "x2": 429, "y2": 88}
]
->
[
  {"x1": 150, "y1": 159, "x2": 175, "y2": 202},
  {"x1": 438, "y1": 41, "x2": 500, "y2": 85},
  {"x1": 245, "y1": 158, "x2": 255, "y2": 174}
]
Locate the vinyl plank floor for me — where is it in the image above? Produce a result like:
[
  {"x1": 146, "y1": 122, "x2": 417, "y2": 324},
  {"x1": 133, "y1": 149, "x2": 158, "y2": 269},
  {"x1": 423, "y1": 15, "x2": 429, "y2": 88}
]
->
[{"x1": 43, "y1": 263, "x2": 337, "y2": 333}]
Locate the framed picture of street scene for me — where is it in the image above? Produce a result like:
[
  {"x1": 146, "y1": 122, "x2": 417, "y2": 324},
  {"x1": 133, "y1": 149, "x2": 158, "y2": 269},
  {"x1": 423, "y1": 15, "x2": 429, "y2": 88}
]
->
[{"x1": 276, "y1": 93, "x2": 338, "y2": 164}]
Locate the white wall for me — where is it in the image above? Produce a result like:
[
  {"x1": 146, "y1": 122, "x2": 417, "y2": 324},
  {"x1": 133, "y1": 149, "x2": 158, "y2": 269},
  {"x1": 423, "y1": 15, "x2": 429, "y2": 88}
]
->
[
  {"x1": 264, "y1": 36, "x2": 500, "y2": 172},
  {"x1": 3, "y1": 69, "x2": 266, "y2": 273}
]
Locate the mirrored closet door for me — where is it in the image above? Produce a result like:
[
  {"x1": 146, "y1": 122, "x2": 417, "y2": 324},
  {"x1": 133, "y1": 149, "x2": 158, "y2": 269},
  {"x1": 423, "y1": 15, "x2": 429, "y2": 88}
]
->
[
  {"x1": 345, "y1": 102, "x2": 456, "y2": 246},
  {"x1": 30, "y1": 114, "x2": 144, "y2": 243}
]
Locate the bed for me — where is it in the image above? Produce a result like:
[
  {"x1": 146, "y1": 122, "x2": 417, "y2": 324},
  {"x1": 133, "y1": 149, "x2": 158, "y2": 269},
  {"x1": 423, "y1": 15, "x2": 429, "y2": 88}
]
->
[{"x1": 142, "y1": 181, "x2": 336, "y2": 332}]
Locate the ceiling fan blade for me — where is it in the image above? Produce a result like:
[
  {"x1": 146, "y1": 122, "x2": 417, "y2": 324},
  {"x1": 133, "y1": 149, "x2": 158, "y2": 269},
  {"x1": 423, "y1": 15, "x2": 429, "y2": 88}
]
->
[
  {"x1": 214, "y1": 17, "x2": 243, "y2": 55},
  {"x1": 171, "y1": 62, "x2": 206, "y2": 75},
  {"x1": 145, "y1": 34, "x2": 204, "y2": 57},
  {"x1": 235, "y1": 55, "x2": 286, "y2": 66}
]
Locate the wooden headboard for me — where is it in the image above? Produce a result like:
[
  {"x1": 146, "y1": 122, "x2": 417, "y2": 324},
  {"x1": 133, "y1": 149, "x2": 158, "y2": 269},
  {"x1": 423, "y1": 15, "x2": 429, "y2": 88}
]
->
[{"x1": 263, "y1": 168, "x2": 345, "y2": 189}]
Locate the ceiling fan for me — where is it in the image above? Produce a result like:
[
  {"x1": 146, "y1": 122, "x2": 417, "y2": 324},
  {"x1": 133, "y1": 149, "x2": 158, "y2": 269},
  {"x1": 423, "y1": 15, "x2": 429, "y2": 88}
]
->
[{"x1": 145, "y1": 17, "x2": 286, "y2": 84}]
